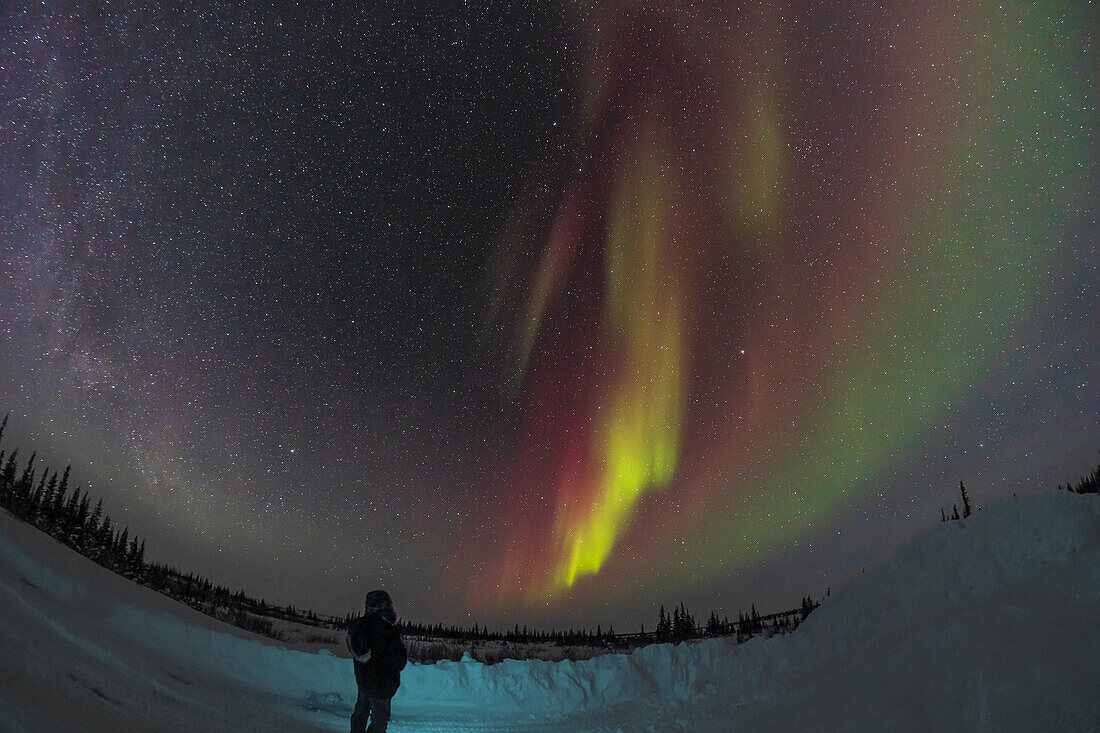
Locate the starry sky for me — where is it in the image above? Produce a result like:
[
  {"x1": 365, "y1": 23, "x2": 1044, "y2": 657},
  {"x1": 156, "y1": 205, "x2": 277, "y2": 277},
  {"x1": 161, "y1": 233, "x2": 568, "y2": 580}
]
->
[{"x1": 0, "y1": 2, "x2": 1096, "y2": 631}]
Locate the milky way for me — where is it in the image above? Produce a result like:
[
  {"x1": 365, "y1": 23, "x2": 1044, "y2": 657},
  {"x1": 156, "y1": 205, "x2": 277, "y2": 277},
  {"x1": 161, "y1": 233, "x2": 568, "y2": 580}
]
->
[{"x1": 1, "y1": 2, "x2": 1096, "y2": 629}]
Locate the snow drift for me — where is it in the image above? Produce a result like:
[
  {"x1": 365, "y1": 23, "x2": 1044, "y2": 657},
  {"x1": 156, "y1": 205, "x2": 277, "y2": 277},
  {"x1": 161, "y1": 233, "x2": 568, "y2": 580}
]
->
[{"x1": 2, "y1": 491, "x2": 1098, "y2": 732}]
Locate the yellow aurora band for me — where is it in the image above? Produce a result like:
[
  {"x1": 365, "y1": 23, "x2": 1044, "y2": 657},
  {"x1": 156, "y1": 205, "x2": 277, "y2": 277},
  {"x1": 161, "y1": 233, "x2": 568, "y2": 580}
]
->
[
  {"x1": 553, "y1": 132, "x2": 687, "y2": 589},
  {"x1": 493, "y1": 3, "x2": 785, "y2": 600}
]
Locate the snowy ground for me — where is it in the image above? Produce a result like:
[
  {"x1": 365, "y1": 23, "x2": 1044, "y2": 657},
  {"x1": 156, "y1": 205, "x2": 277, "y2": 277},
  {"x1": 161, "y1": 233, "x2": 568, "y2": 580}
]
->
[{"x1": 2, "y1": 491, "x2": 1098, "y2": 732}]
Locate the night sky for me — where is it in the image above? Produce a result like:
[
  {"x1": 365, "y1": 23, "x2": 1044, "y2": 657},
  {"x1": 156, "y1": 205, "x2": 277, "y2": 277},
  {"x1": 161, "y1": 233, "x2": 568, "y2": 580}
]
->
[{"x1": 1, "y1": 2, "x2": 1096, "y2": 631}]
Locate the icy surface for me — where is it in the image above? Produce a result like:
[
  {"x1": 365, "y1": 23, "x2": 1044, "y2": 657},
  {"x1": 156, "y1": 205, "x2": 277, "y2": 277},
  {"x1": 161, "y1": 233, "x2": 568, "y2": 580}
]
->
[{"x1": 2, "y1": 491, "x2": 1098, "y2": 731}]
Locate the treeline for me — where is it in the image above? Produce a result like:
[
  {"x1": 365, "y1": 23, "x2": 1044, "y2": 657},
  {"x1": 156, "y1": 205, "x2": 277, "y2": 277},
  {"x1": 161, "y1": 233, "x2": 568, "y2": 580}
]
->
[
  {"x1": 0, "y1": 416, "x2": 147, "y2": 578},
  {"x1": 651, "y1": 596, "x2": 821, "y2": 644},
  {"x1": 34, "y1": 413, "x2": 1099, "y2": 652},
  {"x1": 0, "y1": 411, "x2": 822, "y2": 648},
  {"x1": 393, "y1": 595, "x2": 822, "y2": 650},
  {"x1": 0, "y1": 414, "x2": 343, "y2": 639},
  {"x1": 394, "y1": 619, "x2": 637, "y2": 647},
  {"x1": 1058, "y1": 461, "x2": 1099, "y2": 495},
  {"x1": 139, "y1": 565, "x2": 345, "y2": 639}
]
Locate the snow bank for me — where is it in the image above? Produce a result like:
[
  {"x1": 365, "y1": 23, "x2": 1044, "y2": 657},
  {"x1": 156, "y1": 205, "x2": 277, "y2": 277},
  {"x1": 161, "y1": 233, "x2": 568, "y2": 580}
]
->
[
  {"x1": 3, "y1": 491, "x2": 1099, "y2": 732},
  {"x1": 0, "y1": 522, "x2": 80, "y2": 603}
]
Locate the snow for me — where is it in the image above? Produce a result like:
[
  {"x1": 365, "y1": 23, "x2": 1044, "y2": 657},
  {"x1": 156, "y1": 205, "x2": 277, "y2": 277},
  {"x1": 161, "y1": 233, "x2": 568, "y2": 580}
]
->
[{"x1": 2, "y1": 491, "x2": 1098, "y2": 731}]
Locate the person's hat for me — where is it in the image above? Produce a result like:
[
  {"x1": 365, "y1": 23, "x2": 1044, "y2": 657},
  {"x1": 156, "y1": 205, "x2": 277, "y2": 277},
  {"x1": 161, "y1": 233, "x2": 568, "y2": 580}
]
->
[{"x1": 365, "y1": 589, "x2": 393, "y2": 611}]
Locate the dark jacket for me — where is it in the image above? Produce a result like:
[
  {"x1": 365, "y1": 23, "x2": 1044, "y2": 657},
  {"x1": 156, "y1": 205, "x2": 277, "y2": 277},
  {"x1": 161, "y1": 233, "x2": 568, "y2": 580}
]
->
[{"x1": 347, "y1": 611, "x2": 407, "y2": 699}]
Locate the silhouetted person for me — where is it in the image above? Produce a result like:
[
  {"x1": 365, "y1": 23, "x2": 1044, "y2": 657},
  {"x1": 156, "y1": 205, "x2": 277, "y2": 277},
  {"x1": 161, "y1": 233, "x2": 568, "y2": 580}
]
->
[{"x1": 347, "y1": 589, "x2": 407, "y2": 733}]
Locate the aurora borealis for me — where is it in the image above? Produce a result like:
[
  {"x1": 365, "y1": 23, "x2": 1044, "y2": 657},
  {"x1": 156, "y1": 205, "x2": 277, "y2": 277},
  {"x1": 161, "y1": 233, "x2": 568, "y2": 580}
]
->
[
  {"x1": 470, "y1": 0, "x2": 1091, "y2": 611},
  {"x1": 1, "y1": 2, "x2": 1096, "y2": 629},
  {"x1": 471, "y1": 1, "x2": 1097, "y2": 615}
]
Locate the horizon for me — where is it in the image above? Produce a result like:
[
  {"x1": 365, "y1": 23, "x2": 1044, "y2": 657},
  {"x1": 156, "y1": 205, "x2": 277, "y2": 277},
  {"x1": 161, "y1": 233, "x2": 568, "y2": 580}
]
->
[{"x1": 1, "y1": 410, "x2": 1094, "y2": 633}]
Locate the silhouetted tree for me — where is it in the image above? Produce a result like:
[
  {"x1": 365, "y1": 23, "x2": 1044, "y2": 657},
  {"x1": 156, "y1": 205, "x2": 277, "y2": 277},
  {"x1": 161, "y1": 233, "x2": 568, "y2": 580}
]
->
[
  {"x1": 28, "y1": 470, "x2": 49, "y2": 523},
  {"x1": 656, "y1": 605, "x2": 671, "y2": 641},
  {"x1": 13, "y1": 451, "x2": 37, "y2": 518},
  {"x1": 1067, "y1": 462, "x2": 1100, "y2": 494},
  {"x1": 70, "y1": 491, "x2": 90, "y2": 546},
  {"x1": 38, "y1": 471, "x2": 58, "y2": 529},
  {"x1": 49, "y1": 467, "x2": 71, "y2": 533},
  {"x1": 84, "y1": 499, "x2": 103, "y2": 556},
  {"x1": 1, "y1": 449, "x2": 19, "y2": 505}
]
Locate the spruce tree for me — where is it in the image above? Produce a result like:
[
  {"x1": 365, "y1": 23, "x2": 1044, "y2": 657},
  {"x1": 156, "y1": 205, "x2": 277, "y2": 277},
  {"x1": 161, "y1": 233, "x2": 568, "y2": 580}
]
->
[
  {"x1": 28, "y1": 468, "x2": 49, "y2": 523},
  {"x1": 85, "y1": 499, "x2": 103, "y2": 558},
  {"x1": 657, "y1": 605, "x2": 670, "y2": 641},
  {"x1": 126, "y1": 536, "x2": 141, "y2": 578},
  {"x1": 50, "y1": 466, "x2": 71, "y2": 533},
  {"x1": 109, "y1": 522, "x2": 125, "y2": 569},
  {"x1": 72, "y1": 491, "x2": 90, "y2": 546},
  {"x1": 0, "y1": 414, "x2": 8, "y2": 497},
  {"x1": 98, "y1": 513, "x2": 113, "y2": 563},
  {"x1": 1, "y1": 449, "x2": 19, "y2": 506},
  {"x1": 62, "y1": 486, "x2": 81, "y2": 544},
  {"x1": 959, "y1": 481, "x2": 972, "y2": 518},
  {"x1": 14, "y1": 451, "x2": 36, "y2": 517},
  {"x1": 39, "y1": 471, "x2": 58, "y2": 528}
]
